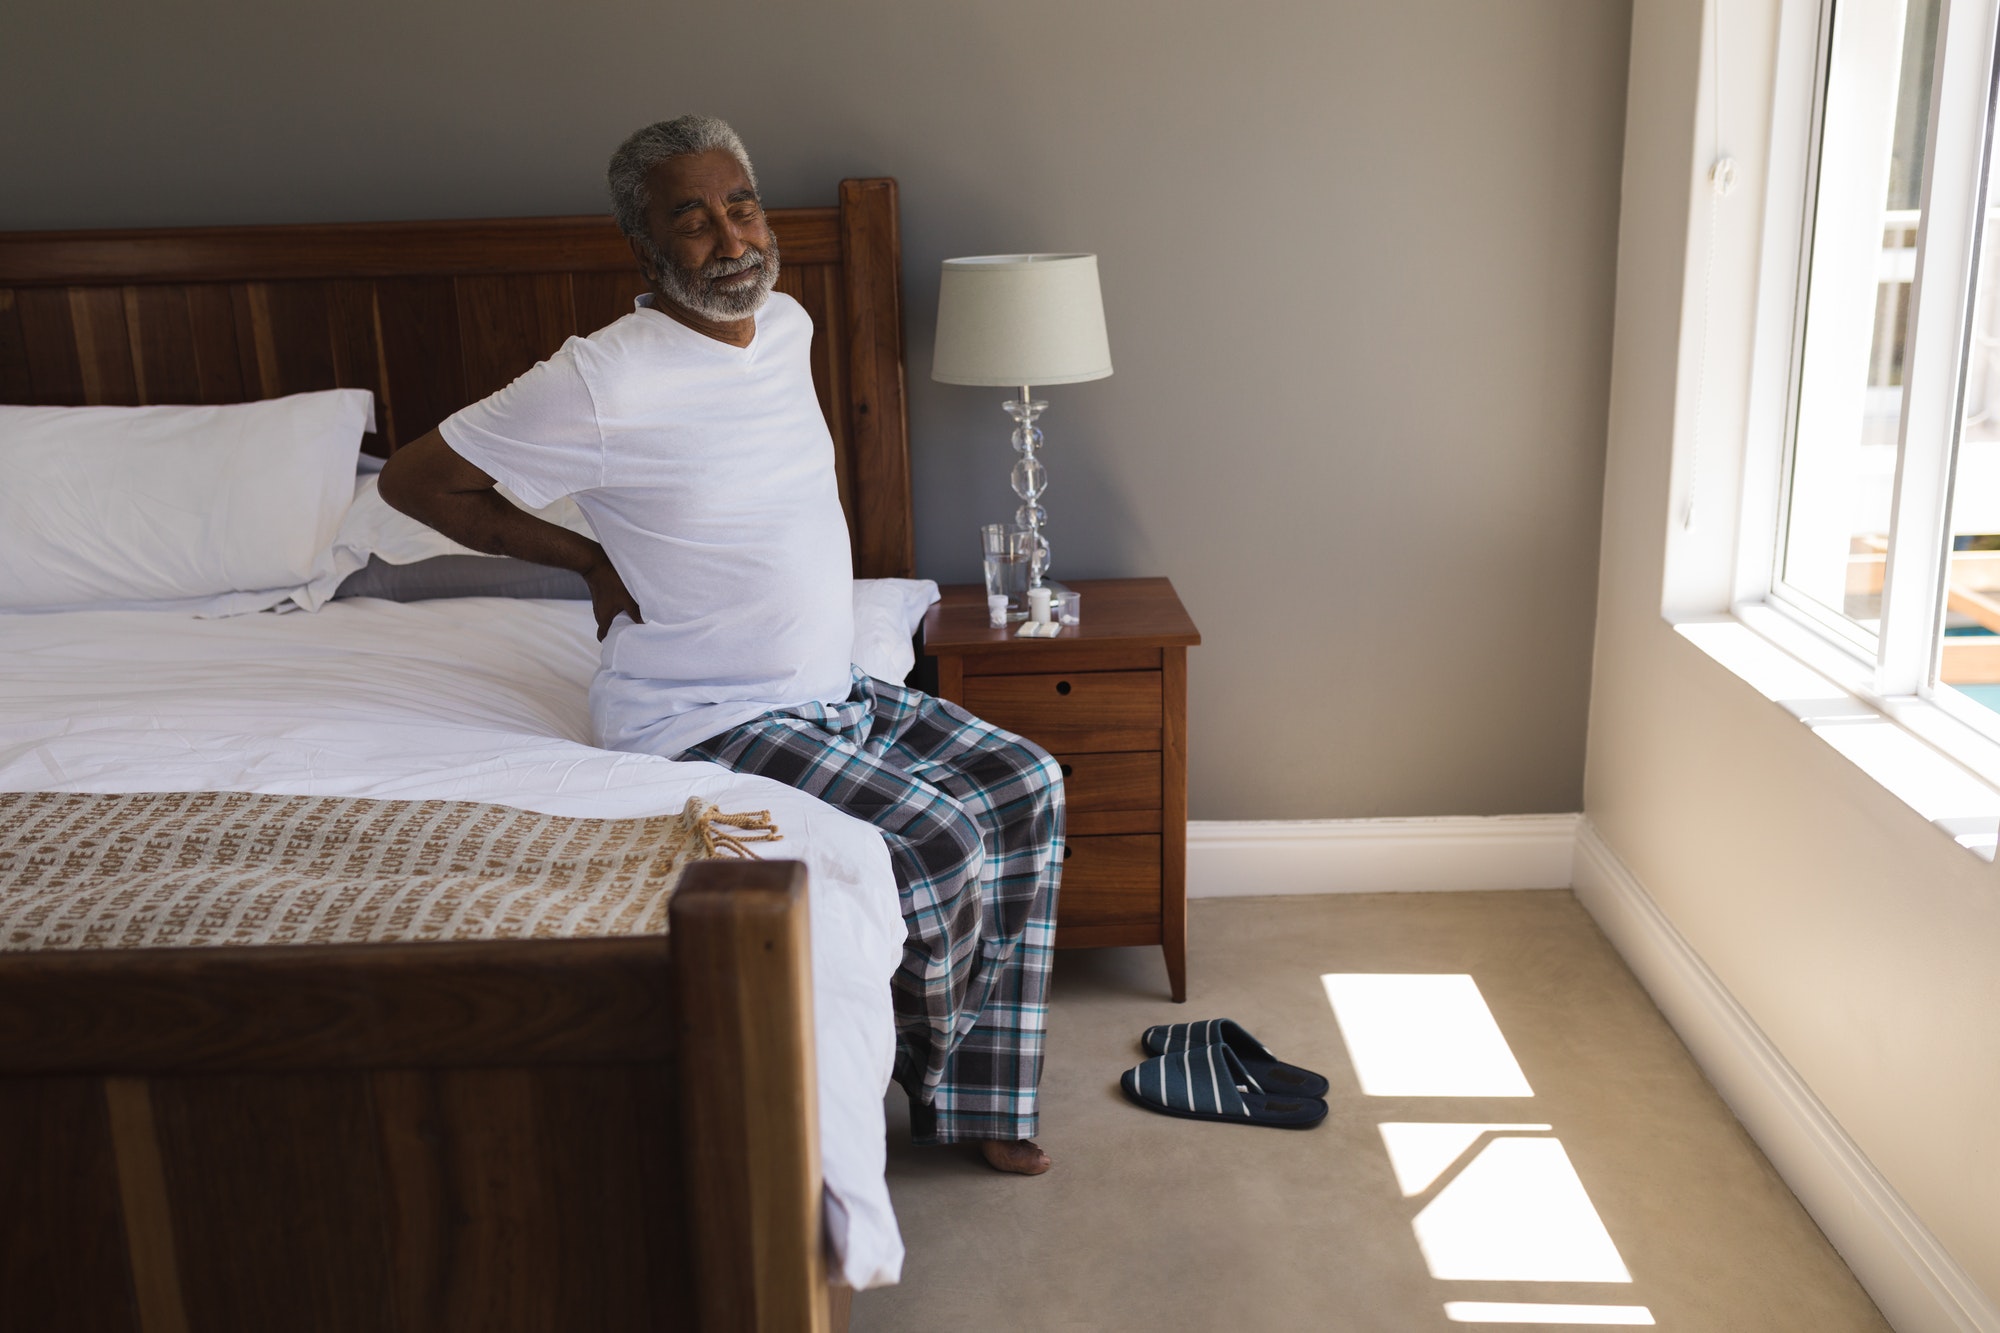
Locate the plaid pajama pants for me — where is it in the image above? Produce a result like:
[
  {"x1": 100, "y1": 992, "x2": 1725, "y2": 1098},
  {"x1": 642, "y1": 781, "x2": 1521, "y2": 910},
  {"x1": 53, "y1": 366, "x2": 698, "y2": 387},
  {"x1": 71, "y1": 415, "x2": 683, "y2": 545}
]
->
[{"x1": 685, "y1": 667, "x2": 1063, "y2": 1145}]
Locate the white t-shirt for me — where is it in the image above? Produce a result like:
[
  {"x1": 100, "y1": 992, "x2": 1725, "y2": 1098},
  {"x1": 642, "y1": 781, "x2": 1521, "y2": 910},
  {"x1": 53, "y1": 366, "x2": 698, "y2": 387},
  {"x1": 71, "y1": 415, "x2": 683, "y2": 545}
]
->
[{"x1": 439, "y1": 292, "x2": 855, "y2": 757}]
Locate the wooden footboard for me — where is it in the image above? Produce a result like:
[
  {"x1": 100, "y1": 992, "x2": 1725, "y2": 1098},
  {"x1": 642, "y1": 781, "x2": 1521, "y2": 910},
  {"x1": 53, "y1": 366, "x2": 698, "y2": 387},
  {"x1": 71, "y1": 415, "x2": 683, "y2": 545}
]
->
[{"x1": 0, "y1": 859, "x2": 840, "y2": 1332}]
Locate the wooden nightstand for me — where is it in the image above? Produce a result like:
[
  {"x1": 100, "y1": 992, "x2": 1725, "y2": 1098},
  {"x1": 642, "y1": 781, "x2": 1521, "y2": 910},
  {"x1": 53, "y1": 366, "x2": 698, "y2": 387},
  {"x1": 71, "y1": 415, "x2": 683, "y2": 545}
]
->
[{"x1": 919, "y1": 577, "x2": 1201, "y2": 1001}]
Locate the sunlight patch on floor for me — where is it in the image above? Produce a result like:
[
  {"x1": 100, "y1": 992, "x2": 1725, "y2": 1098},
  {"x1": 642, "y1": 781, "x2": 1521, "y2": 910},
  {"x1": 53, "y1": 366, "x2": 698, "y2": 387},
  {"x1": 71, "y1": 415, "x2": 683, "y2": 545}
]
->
[
  {"x1": 1413, "y1": 1136, "x2": 1633, "y2": 1282},
  {"x1": 1378, "y1": 1122, "x2": 1552, "y2": 1195},
  {"x1": 1325, "y1": 973, "x2": 1653, "y2": 1320},
  {"x1": 1444, "y1": 1301, "x2": 1656, "y2": 1325},
  {"x1": 1321, "y1": 973, "x2": 1534, "y2": 1097}
]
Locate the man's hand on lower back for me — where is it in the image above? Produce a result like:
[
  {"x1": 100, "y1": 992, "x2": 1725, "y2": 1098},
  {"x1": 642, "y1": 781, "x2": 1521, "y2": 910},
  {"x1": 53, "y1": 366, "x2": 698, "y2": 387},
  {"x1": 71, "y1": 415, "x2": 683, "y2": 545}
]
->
[
  {"x1": 380, "y1": 431, "x2": 635, "y2": 636},
  {"x1": 584, "y1": 552, "x2": 644, "y2": 641}
]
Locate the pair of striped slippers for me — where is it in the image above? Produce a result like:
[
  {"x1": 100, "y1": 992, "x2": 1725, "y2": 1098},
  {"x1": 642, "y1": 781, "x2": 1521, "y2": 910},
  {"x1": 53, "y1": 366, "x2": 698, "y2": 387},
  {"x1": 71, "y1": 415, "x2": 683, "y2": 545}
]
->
[{"x1": 1119, "y1": 1018, "x2": 1329, "y2": 1128}]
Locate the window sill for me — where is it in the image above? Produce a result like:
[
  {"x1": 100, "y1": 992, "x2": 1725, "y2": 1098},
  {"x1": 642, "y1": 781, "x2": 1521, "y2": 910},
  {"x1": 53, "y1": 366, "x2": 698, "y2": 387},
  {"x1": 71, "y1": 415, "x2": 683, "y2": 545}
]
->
[{"x1": 1673, "y1": 606, "x2": 2000, "y2": 860}]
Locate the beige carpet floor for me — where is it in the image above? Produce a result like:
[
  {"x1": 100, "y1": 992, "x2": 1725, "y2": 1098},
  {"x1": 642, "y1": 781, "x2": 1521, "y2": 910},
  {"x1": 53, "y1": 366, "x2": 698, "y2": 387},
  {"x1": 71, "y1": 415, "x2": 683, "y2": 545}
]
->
[{"x1": 852, "y1": 891, "x2": 1889, "y2": 1332}]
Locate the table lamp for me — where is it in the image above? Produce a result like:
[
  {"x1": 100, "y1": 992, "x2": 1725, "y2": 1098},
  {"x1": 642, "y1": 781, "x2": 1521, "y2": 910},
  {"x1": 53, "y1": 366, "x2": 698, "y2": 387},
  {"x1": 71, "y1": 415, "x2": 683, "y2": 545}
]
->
[{"x1": 932, "y1": 253, "x2": 1111, "y2": 591}]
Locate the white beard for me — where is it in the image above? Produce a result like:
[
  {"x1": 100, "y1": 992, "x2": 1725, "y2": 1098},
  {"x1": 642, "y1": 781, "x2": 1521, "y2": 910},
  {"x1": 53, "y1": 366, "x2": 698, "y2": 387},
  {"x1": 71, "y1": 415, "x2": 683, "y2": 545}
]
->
[{"x1": 652, "y1": 241, "x2": 780, "y2": 321}]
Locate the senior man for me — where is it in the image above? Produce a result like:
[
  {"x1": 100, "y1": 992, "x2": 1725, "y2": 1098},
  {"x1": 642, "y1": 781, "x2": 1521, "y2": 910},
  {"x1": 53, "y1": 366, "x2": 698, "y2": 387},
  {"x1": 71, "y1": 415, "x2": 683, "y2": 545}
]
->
[{"x1": 379, "y1": 116, "x2": 1061, "y2": 1176}]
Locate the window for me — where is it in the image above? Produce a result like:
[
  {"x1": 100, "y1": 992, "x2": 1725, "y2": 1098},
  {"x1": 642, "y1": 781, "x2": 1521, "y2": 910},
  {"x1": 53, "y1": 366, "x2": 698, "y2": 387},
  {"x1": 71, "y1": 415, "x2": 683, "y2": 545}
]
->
[
  {"x1": 1938, "y1": 102, "x2": 2000, "y2": 712},
  {"x1": 1775, "y1": 0, "x2": 2000, "y2": 738},
  {"x1": 1782, "y1": 0, "x2": 1938, "y2": 644}
]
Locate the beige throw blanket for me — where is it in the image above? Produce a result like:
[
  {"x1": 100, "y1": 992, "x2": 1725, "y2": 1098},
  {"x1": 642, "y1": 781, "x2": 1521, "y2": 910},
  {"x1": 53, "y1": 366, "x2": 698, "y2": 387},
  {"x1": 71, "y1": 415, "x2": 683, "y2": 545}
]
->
[{"x1": 0, "y1": 790, "x2": 781, "y2": 951}]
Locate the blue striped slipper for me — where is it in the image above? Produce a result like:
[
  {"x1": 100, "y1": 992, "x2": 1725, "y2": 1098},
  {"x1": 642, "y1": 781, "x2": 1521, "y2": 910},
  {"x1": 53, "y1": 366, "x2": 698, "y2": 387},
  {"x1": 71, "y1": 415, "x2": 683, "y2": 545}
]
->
[
  {"x1": 1142, "y1": 1017, "x2": 1331, "y2": 1098},
  {"x1": 1121, "y1": 1042, "x2": 1327, "y2": 1128}
]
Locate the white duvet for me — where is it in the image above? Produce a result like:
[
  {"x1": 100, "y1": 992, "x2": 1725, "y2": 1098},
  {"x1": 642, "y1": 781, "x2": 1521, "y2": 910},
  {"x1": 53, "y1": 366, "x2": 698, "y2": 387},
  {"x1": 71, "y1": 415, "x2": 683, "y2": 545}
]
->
[{"x1": 0, "y1": 597, "x2": 907, "y2": 1289}]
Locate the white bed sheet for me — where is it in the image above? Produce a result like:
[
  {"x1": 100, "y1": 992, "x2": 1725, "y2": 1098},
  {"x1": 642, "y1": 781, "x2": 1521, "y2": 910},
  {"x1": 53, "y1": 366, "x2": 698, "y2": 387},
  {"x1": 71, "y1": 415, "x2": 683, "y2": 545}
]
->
[{"x1": 0, "y1": 598, "x2": 907, "y2": 1289}]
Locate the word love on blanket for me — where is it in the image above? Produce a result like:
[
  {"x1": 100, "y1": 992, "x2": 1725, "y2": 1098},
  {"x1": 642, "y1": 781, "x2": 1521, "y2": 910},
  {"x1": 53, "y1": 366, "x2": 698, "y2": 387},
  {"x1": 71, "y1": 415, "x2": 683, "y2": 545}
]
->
[{"x1": 0, "y1": 790, "x2": 782, "y2": 952}]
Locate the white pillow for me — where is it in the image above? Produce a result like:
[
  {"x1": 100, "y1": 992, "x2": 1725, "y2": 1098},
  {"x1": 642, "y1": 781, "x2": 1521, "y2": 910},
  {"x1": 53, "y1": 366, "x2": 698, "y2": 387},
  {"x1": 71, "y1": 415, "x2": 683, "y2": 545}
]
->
[
  {"x1": 853, "y1": 578, "x2": 940, "y2": 684},
  {"x1": 0, "y1": 391, "x2": 372, "y2": 615}
]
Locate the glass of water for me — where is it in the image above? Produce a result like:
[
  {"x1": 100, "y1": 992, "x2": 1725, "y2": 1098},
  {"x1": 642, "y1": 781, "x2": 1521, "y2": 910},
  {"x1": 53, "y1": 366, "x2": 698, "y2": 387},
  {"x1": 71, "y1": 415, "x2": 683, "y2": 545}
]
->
[{"x1": 980, "y1": 524, "x2": 1033, "y2": 618}]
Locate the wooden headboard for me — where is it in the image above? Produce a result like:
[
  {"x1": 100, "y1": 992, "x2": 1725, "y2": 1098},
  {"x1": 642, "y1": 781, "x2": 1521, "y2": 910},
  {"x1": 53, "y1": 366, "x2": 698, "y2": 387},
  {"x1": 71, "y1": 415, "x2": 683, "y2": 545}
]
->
[{"x1": 0, "y1": 178, "x2": 914, "y2": 579}]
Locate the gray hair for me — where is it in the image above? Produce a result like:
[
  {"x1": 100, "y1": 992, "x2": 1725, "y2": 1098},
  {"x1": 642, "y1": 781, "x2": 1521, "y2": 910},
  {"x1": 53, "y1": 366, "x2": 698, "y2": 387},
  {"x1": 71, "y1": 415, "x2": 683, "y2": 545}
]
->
[{"x1": 607, "y1": 115, "x2": 758, "y2": 241}]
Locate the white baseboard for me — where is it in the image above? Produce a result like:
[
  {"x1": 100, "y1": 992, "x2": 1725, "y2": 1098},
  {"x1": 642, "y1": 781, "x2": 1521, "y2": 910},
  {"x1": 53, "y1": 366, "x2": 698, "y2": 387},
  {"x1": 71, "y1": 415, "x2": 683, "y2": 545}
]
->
[
  {"x1": 1186, "y1": 813, "x2": 1579, "y2": 897},
  {"x1": 1572, "y1": 821, "x2": 2000, "y2": 1333}
]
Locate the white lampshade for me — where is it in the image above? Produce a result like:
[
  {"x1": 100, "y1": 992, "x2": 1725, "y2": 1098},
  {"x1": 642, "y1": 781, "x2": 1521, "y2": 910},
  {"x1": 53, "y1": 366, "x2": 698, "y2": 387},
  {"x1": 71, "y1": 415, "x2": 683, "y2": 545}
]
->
[{"x1": 931, "y1": 254, "x2": 1112, "y2": 387}]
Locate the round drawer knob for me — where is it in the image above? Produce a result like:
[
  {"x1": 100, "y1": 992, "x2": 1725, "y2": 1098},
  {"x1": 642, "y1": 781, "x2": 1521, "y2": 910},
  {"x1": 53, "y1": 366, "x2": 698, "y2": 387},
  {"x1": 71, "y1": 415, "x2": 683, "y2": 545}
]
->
[
  {"x1": 1060, "y1": 763, "x2": 1074, "y2": 778},
  {"x1": 1062, "y1": 843, "x2": 1072, "y2": 860},
  {"x1": 1055, "y1": 680, "x2": 1072, "y2": 695}
]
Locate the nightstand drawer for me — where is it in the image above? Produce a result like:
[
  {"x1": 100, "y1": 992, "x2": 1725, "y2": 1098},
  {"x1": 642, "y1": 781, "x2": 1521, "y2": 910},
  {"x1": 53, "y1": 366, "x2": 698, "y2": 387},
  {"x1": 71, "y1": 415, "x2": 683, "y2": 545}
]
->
[
  {"x1": 963, "y1": 671, "x2": 1161, "y2": 752},
  {"x1": 1057, "y1": 752, "x2": 1162, "y2": 835},
  {"x1": 1057, "y1": 751, "x2": 1161, "y2": 812},
  {"x1": 1058, "y1": 834, "x2": 1161, "y2": 926}
]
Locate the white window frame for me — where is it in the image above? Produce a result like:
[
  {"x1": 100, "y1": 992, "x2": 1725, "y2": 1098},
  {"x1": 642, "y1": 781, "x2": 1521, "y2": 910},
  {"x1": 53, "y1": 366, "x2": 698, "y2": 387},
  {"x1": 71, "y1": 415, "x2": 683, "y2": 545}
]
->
[{"x1": 1724, "y1": 0, "x2": 2000, "y2": 793}]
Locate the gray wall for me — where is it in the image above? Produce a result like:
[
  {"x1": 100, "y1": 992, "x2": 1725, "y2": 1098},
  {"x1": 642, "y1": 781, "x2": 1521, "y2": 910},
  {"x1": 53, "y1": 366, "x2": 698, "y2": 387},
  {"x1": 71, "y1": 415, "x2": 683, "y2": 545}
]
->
[{"x1": 0, "y1": 0, "x2": 1630, "y2": 819}]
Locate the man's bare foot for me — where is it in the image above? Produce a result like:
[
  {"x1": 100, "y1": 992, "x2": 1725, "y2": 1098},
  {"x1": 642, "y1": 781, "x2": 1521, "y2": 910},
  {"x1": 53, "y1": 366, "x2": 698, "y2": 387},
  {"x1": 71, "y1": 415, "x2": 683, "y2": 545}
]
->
[{"x1": 979, "y1": 1138, "x2": 1051, "y2": 1175}]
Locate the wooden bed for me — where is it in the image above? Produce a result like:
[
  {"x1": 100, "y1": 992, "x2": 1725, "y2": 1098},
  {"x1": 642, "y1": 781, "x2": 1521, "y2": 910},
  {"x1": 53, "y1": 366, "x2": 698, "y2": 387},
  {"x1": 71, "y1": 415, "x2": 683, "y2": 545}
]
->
[{"x1": 0, "y1": 181, "x2": 911, "y2": 1332}]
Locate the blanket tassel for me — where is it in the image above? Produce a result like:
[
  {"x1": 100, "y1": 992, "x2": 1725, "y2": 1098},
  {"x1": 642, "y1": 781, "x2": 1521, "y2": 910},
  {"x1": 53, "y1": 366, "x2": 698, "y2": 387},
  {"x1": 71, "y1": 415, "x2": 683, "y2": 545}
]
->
[{"x1": 697, "y1": 807, "x2": 784, "y2": 860}]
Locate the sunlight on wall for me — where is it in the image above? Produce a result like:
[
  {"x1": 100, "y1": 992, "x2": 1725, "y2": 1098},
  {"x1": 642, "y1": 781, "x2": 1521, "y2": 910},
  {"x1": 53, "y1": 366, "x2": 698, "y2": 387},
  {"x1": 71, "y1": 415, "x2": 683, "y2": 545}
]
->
[
  {"x1": 1378, "y1": 1123, "x2": 1553, "y2": 1195},
  {"x1": 1413, "y1": 1136, "x2": 1633, "y2": 1282},
  {"x1": 1321, "y1": 973, "x2": 1534, "y2": 1097},
  {"x1": 1444, "y1": 1301, "x2": 1656, "y2": 1325}
]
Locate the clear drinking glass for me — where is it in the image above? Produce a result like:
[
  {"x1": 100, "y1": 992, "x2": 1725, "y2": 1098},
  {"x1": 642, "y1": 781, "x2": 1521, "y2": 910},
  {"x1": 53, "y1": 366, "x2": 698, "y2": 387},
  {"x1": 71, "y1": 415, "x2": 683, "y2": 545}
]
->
[{"x1": 980, "y1": 523, "x2": 1033, "y2": 618}]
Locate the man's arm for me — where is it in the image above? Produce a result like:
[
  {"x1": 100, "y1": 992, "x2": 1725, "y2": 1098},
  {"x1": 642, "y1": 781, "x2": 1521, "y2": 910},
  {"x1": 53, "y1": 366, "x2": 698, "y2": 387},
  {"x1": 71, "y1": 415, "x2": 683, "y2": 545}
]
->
[{"x1": 376, "y1": 429, "x2": 642, "y2": 640}]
